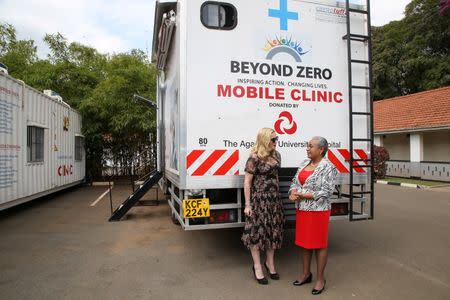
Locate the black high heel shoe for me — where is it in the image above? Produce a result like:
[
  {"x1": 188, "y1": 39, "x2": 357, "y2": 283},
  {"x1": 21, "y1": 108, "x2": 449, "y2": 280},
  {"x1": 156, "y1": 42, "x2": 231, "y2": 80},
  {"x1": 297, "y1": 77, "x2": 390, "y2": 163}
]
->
[
  {"x1": 252, "y1": 266, "x2": 268, "y2": 285},
  {"x1": 312, "y1": 280, "x2": 326, "y2": 295},
  {"x1": 293, "y1": 273, "x2": 312, "y2": 286},
  {"x1": 264, "y1": 262, "x2": 280, "y2": 280}
]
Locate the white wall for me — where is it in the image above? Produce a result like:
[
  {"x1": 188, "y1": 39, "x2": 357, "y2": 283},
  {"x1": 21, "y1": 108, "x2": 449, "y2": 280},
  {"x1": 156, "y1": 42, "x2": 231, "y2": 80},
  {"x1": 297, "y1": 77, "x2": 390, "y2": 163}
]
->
[
  {"x1": 423, "y1": 131, "x2": 450, "y2": 162},
  {"x1": 383, "y1": 133, "x2": 410, "y2": 161}
]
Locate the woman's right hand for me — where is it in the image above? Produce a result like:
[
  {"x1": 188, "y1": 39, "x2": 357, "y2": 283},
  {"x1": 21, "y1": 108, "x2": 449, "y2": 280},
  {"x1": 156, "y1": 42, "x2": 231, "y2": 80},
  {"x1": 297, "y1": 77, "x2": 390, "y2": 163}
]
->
[
  {"x1": 289, "y1": 189, "x2": 298, "y2": 201},
  {"x1": 244, "y1": 206, "x2": 252, "y2": 217}
]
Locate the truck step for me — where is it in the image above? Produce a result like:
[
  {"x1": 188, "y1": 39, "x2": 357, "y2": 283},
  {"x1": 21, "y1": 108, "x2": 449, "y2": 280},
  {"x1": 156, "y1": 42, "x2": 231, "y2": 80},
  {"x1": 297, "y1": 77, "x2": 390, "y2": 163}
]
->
[{"x1": 109, "y1": 170, "x2": 163, "y2": 221}]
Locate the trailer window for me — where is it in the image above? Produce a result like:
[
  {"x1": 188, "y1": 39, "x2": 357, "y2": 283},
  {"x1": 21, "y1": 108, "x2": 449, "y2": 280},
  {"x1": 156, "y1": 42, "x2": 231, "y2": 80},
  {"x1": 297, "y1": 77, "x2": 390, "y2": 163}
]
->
[
  {"x1": 27, "y1": 126, "x2": 44, "y2": 163},
  {"x1": 75, "y1": 136, "x2": 83, "y2": 161},
  {"x1": 201, "y1": 2, "x2": 237, "y2": 30}
]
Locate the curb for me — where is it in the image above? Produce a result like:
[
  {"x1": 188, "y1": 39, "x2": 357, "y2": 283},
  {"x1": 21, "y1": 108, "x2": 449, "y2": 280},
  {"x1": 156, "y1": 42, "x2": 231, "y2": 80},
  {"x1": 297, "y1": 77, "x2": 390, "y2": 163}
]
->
[{"x1": 376, "y1": 180, "x2": 427, "y2": 189}]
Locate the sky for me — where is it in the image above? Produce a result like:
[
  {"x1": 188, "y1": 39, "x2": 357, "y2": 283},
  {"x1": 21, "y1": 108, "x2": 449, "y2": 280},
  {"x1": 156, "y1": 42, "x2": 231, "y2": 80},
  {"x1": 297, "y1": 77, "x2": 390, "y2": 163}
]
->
[{"x1": 0, "y1": 0, "x2": 411, "y2": 58}]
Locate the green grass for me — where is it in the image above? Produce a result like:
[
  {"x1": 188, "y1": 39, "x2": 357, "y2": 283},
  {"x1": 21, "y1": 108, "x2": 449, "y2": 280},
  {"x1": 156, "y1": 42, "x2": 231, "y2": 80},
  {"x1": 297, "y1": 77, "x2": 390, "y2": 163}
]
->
[{"x1": 383, "y1": 177, "x2": 448, "y2": 187}]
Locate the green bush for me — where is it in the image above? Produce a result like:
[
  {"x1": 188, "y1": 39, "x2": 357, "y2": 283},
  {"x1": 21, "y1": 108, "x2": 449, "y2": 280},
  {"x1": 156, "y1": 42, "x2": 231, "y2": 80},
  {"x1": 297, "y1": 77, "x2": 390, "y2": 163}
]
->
[{"x1": 373, "y1": 145, "x2": 390, "y2": 179}]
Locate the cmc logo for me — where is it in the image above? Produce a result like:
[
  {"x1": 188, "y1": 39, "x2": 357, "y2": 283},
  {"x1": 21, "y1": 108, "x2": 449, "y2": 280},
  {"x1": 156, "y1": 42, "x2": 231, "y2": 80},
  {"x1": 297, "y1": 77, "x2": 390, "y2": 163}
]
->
[
  {"x1": 58, "y1": 165, "x2": 73, "y2": 176},
  {"x1": 274, "y1": 111, "x2": 298, "y2": 135}
]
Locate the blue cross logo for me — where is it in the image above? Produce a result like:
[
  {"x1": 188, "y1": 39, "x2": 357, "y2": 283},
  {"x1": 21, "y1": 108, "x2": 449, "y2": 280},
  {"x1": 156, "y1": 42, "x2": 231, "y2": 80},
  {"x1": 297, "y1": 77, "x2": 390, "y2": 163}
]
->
[{"x1": 268, "y1": 0, "x2": 299, "y2": 31}]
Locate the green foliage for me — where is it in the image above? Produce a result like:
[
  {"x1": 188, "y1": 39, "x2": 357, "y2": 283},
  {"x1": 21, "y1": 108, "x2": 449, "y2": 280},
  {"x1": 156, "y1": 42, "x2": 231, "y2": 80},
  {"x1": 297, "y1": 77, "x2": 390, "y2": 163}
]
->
[
  {"x1": 373, "y1": 0, "x2": 450, "y2": 100},
  {"x1": 0, "y1": 23, "x2": 158, "y2": 179},
  {"x1": 79, "y1": 51, "x2": 157, "y2": 178},
  {"x1": 0, "y1": 23, "x2": 38, "y2": 79}
]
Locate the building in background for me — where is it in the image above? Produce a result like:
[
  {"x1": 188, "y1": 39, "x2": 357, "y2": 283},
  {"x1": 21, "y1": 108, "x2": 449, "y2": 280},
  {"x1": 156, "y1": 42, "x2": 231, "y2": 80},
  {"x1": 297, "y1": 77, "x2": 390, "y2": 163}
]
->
[
  {"x1": 0, "y1": 71, "x2": 85, "y2": 210},
  {"x1": 374, "y1": 86, "x2": 450, "y2": 182}
]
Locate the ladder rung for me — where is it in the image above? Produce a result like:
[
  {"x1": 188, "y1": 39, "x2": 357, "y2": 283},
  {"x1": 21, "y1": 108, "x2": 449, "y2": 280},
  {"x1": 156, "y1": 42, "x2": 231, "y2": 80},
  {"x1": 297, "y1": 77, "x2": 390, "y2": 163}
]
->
[
  {"x1": 352, "y1": 138, "x2": 372, "y2": 142},
  {"x1": 351, "y1": 164, "x2": 372, "y2": 168},
  {"x1": 348, "y1": 8, "x2": 369, "y2": 14},
  {"x1": 350, "y1": 214, "x2": 370, "y2": 221},
  {"x1": 352, "y1": 191, "x2": 372, "y2": 195},
  {"x1": 352, "y1": 112, "x2": 371, "y2": 116},
  {"x1": 342, "y1": 34, "x2": 370, "y2": 42},
  {"x1": 352, "y1": 85, "x2": 371, "y2": 90},
  {"x1": 350, "y1": 34, "x2": 370, "y2": 39},
  {"x1": 351, "y1": 59, "x2": 370, "y2": 64},
  {"x1": 341, "y1": 192, "x2": 371, "y2": 197}
]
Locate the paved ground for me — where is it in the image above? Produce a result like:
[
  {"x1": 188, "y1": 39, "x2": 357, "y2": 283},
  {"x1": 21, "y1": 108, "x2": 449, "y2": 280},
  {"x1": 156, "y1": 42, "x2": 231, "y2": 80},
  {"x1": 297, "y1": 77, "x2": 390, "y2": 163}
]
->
[
  {"x1": 429, "y1": 185, "x2": 450, "y2": 194},
  {"x1": 1, "y1": 184, "x2": 449, "y2": 300}
]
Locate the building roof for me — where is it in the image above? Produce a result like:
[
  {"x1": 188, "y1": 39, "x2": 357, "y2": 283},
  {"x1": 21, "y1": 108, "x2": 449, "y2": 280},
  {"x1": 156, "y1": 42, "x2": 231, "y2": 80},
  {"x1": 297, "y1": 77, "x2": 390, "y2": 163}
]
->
[{"x1": 374, "y1": 86, "x2": 450, "y2": 133}]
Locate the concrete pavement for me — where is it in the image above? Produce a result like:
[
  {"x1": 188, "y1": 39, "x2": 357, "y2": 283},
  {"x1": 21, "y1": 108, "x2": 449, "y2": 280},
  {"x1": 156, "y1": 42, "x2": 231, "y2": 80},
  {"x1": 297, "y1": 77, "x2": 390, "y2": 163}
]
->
[{"x1": 0, "y1": 184, "x2": 449, "y2": 299}]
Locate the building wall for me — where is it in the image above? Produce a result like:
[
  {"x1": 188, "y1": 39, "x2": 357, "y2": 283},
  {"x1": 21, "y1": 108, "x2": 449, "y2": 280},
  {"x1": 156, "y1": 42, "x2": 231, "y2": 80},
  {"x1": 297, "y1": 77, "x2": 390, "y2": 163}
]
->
[
  {"x1": 379, "y1": 130, "x2": 450, "y2": 182},
  {"x1": 382, "y1": 133, "x2": 410, "y2": 161},
  {"x1": 423, "y1": 131, "x2": 450, "y2": 162}
]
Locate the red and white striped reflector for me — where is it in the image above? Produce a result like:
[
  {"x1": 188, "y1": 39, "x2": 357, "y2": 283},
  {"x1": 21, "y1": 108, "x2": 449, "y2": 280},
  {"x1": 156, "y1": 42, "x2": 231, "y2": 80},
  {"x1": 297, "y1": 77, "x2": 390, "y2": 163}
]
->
[
  {"x1": 187, "y1": 149, "x2": 240, "y2": 176},
  {"x1": 327, "y1": 148, "x2": 370, "y2": 173}
]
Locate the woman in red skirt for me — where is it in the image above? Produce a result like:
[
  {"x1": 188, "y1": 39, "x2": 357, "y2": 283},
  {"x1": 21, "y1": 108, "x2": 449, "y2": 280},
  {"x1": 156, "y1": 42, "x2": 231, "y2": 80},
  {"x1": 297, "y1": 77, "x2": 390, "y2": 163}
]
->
[{"x1": 289, "y1": 136, "x2": 338, "y2": 295}]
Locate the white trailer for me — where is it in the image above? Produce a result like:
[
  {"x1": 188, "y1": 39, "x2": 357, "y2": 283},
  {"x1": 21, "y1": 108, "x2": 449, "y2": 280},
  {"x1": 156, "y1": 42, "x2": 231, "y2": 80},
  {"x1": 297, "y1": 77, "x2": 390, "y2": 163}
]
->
[
  {"x1": 0, "y1": 72, "x2": 85, "y2": 210},
  {"x1": 151, "y1": 0, "x2": 374, "y2": 229}
]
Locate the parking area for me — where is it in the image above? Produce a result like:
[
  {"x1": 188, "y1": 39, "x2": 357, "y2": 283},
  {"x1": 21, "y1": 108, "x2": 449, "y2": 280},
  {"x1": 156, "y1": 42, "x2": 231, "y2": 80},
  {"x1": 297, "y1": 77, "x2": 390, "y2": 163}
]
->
[{"x1": 1, "y1": 184, "x2": 449, "y2": 299}]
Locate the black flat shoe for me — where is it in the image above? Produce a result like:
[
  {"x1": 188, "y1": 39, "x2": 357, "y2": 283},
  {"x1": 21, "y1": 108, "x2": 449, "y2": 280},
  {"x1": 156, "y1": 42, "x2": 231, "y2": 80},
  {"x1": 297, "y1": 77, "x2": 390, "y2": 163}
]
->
[
  {"x1": 264, "y1": 262, "x2": 280, "y2": 280},
  {"x1": 293, "y1": 273, "x2": 312, "y2": 286},
  {"x1": 252, "y1": 266, "x2": 268, "y2": 285},
  {"x1": 312, "y1": 280, "x2": 326, "y2": 295}
]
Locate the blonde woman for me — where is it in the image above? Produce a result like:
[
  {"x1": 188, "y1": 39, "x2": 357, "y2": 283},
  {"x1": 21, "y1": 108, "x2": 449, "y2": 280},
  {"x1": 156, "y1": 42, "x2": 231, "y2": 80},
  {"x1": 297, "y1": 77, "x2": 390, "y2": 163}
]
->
[{"x1": 241, "y1": 128, "x2": 284, "y2": 285}]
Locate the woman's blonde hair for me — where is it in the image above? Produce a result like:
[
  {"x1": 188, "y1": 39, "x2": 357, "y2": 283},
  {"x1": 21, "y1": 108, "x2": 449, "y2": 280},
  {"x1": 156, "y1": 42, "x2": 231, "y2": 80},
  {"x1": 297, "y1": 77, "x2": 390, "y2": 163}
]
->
[{"x1": 251, "y1": 128, "x2": 275, "y2": 160}]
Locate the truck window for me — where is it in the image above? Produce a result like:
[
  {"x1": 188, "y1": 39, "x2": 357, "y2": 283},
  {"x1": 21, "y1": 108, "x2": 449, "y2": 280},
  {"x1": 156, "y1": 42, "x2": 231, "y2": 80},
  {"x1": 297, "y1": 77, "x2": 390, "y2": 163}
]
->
[
  {"x1": 27, "y1": 126, "x2": 44, "y2": 163},
  {"x1": 75, "y1": 136, "x2": 84, "y2": 161},
  {"x1": 201, "y1": 2, "x2": 237, "y2": 30}
]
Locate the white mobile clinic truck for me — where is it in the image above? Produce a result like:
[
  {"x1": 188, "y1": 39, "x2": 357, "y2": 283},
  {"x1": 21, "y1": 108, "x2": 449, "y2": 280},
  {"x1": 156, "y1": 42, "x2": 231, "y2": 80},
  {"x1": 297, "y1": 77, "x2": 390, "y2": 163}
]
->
[
  {"x1": 0, "y1": 71, "x2": 85, "y2": 210},
  {"x1": 151, "y1": 0, "x2": 374, "y2": 229}
]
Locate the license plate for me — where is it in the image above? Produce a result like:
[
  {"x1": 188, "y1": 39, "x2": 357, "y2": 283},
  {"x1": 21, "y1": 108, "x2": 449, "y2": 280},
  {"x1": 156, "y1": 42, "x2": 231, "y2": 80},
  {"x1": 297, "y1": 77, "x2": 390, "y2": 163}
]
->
[{"x1": 182, "y1": 198, "x2": 210, "y2": 218}]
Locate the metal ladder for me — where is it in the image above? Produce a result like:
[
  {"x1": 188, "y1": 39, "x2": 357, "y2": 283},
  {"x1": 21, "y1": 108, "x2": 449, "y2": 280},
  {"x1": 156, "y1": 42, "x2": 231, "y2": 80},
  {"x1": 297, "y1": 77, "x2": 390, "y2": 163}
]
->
[
  {"x1": 109, "y1": 170, "x2": 163, "y2": 221},
  {"x1": 343, "y1": 0, "x2": 374, "y2": 221}
]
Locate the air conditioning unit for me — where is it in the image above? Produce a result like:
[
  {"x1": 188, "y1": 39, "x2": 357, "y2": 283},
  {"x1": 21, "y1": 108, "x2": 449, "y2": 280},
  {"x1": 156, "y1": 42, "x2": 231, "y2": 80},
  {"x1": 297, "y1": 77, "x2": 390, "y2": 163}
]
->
[
  {"x1": 43, "y1": 90, "x2": 63, "y2": 102},
  {"x1": 0, "y1": 62, "x2": 8, "y2": 75}
]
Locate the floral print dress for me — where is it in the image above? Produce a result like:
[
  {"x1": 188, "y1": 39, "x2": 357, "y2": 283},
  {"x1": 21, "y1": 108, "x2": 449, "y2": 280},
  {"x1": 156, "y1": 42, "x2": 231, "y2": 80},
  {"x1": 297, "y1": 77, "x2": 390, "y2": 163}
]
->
[{"x1": 241, "y1": 151, "x2": 284, "y2": 250}]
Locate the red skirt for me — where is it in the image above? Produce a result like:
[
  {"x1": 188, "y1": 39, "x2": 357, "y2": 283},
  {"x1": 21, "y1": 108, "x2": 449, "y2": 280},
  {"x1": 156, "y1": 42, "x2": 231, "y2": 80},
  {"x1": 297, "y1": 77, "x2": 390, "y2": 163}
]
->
[{"x1": 295, "y1": 210, "x2": 331, "y2": 249}]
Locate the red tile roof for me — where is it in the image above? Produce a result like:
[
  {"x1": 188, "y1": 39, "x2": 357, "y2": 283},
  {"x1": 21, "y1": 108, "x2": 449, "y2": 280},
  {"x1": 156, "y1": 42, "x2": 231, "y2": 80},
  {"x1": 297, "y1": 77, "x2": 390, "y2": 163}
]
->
[{"x1": 374, "y1": 86, "x2": 450, "y2": 133}]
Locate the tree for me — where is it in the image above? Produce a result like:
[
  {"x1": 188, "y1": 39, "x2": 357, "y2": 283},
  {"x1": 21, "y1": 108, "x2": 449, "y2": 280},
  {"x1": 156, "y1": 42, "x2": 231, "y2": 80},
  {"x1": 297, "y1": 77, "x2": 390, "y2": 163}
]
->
[
  {"x1": 1, "y1": 24, "x2": 158, "y2": 179},
  {"x1": 372, "y1": 0, "x2": 450, "y2": 100},
  {"x1": 0, "y1": 23, "x2": 38, "y2": 79},
  {"x1": 37, "y1": 33, "x2": 108, "y2": 108},
  {"x1": 79, "y1": 50, "x2": 158, "y2": 178}
]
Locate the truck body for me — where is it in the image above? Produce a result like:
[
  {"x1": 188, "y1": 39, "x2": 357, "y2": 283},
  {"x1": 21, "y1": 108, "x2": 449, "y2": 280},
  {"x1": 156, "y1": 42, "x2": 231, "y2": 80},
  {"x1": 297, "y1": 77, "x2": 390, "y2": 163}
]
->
[
  {"x1": 152, "y1": 0, "x2": 373, "y2": 229},
  {"x1": 0, "y1": 72, "x2": 85, "y2": 210}
]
